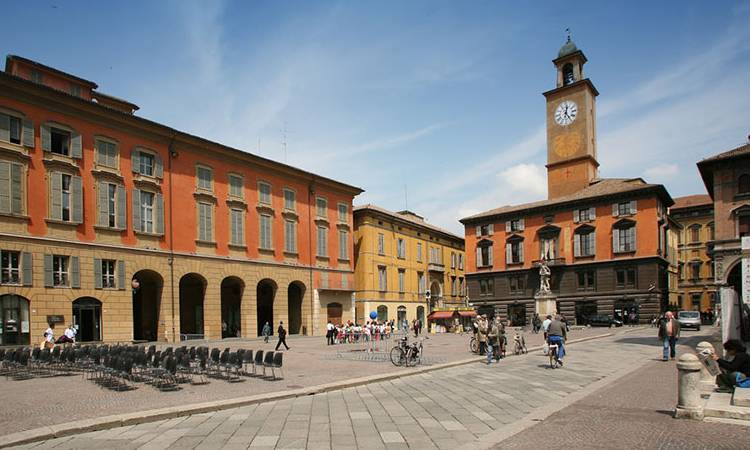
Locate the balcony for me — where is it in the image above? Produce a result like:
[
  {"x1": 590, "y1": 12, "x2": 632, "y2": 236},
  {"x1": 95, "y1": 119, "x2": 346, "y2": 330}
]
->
[
  {"x1": 427, "y1": 263, "x2": 445, "y2": 273},
  {"x1": 532, "y1": 258, "x2": 566, "y2": 267}
]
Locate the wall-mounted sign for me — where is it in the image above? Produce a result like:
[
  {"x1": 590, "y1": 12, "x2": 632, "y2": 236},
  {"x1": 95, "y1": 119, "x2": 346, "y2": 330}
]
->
[{"x1": 46, "y1": 315, "x2": 65, "y2": 324}]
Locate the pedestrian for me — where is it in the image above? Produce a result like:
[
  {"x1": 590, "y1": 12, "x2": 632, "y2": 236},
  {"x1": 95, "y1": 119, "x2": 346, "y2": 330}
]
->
[
  {"x1": 275, "y1": 321, "x2": 290, "y2": 351},
  {"x1": 262, "y1": 321, "x2": 271, "y2": 343},
  {"x1": 542, "y1": 314, "x2": 552, "y2": 339},
  {"x1": 477, "y1": 315, "x2": 488, "y2": 355},
  {"x1": 326, "y1": 320, "x2": 335, "y2": 345},
  {"x1": 486, "y1": 318, "x2": 498, "y2": 364},
  {"x1": 658, "y1": 311, "x2": 680, "y2": 361},
  {"x1": 712, "y1": 339, "x2": 750, "y2": 392},
  {"x1": 532, "y1": 313, "x2": 541, "y2": 334},
  {"x1": 42, "y1": 323, "x2": 55, "y2": 349}
]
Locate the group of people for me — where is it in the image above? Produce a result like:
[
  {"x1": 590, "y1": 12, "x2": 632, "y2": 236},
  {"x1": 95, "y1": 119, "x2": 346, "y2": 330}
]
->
[
  {"x1": 531, "y1": 312, "x2": 570, "y2": 334},
  {"x1": 472, "y1": 315, "x2": 507, "y2": 364},
  {"x1": 325, "y1": 320, "x2": 413, "y2": 345},
  {"x1": 41, "y1": 323, "x2": 78, "y2": 348}
]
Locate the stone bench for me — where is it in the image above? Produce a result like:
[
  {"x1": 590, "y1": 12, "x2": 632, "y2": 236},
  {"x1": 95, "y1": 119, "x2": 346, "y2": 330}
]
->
[{"x1": 733, "y1": 387, "x2": 750, "y2": 407}]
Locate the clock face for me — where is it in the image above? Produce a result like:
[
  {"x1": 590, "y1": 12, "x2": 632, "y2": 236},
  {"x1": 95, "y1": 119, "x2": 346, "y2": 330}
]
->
[{"x1": 554, "y1": 100, "x2": 578, "y2": 126}]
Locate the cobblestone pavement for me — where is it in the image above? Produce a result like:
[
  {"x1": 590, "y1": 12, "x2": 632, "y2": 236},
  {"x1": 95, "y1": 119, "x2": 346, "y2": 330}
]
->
[
  {"x1": 497, "y1": 329, "x2": 750, "y2": 450},
  {"x1": 0, "y1": 326, "x2": 612, "y2": 435},
  {"x1": 9, "y1": 326, "x2": 688, "y2": 449}
]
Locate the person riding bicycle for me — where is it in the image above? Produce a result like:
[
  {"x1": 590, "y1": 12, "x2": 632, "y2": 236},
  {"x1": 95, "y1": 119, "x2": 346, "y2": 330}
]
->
[{"x1": 547, "y1": 315, "x2": 567, "y2": 366}]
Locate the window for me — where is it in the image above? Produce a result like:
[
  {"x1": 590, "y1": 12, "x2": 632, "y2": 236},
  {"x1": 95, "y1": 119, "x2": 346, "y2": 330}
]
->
[
  {"x1": 508, "y1": 219, "x2": 524, "y2": 232},
  {"x1": 377, "y1": 233, "x2": 385, "y2": 255},
  {"x1": 739, "y1": 174, "x2": 750, "y2": 194},
  {"x1": 577, "y1": 270, "x2": 595, "y2": 291},
  {"x1": 577, "y1": 208, "x2": 591, "y2": 222},
  {"x1": 228, "y1": 174, "x2": 243, "y2": 198},
  {"x1": 615, "y1": 267, "x2": 636, "y2": 289},
  {"x1": 53, "y1": 255, "x2": 69, "y2": 286},
  {"x1": 0, "y1": 161, "x2": 24, "y2": 215},
  {"x1": 478, "y1": 244, "x2": 493, "y2": 267},
  {"x1": 417, "y1": 243, "x2": 423, "y2": 262},
  {"x1": 574, "y1": 229, "x2": 596, "y2": 257},
  {"x1": 479, "y1": 278, "x2": 494, "y2": 296},
  {"x1": 451, "y1": 276, "x2": 457, "y2": 296},
  {"x1": 690, "y1": 262, "x2": 701, "y2": 280},
  {"x1": 417, "y1": 272, "x2": 425, "y2": 295},
  {"x1": 398, "y1": 269, "x2": 406, "y2": 293},
  {"x1": 283, "y1": 189, "x2": 295, "y2": 211},
  {"x1": 506, "y1": 240, "x2": 524, "y2": 264},
  {"x1": 1, "y1": 114, "x2": 22, "y2": 145},
  {"x1": 338, "y1": 203, "x2": 348, "y2": 222},
  {"x1": 613, "y1": 225, "x2": 636, "y2": 253},
  {"x1": 707, "y1": 223, "x2": 714, "y2": 241},
  {"x1": 60, "y1": 174, "x2": 71, "y2": 221},
  {"x1": 540, "y1": 237, "x2": 557, "y2": 260},
  {"x1": 509, "y1": 276, "x2": 525, "y2": 294},
  {"x1": 31, "y1": 70, "x2": 43, "y2": 84},
  {"x1": 139, "y1": 152, "x2": 154, "y2": 177},
  {"x1": 316, "y1": 197, "x2": 327, "y2": 218},
  {"x1": 106, "y1": 183, "x2": 117, "y2": 227},
  {"x1": 689, "y1": 225, "x2": 700, "y2": 243},
  {"x1": 397, "y1": 238, "x2": 406, "y2": 259},
  {"x1": 339, "y1": 230, "x2": 348, "y2": 260},
  {"x1": 230, "y1": 209, "x2": 244, "y2": 245},
  {"x1": 140, "y1": 191, "x2": 155, "y2": 233},
  {"x1": 740, "y1": 215, "x2": 750, "y2": 237},
  {"x1": 317, "y1": 226, "x2": 328, "y2": 257},
  {"x1": 458, "y1": 253, "x2": 464, "y2": 270},
  {"x1": 101, "y1": 259, "x2": 116, "y2": 289},
  {"x1": 197, "y1": 203, "x2": 214, "y2": 241},
  {"x1": 562, "y1": 63, "x2": 575, "y2": 85},
  {"x1": 259, "y1": 214, "x2": 272, "y2": 250},
  {"x1": 0, "y1": 250, "x2": 20, "y2": 284},
  {"x1": 480, "y1": 224, "x2": 491, "y2": 236},
  {"x1": 95, "y1": 140, "x2": 118, "y2": 168},
  {"x1": 615, "y1": 201, "x2": 637, "y2": 216},
  {"x1": 378, "y1": 266, "x2": 387, "y2": 292},
  {"x1": 691, "y1": 294, "x2": 702, "y2": 310},
  {"x1": 258, "y1": 182, "x2": 272, "y2": 205},
  {"x1": 284, "y1": 220, "x2": 297, "y2": 253},
  {"x1": 50, "y1": 127, "x2": 71, "y2": 156},
  {"x1": 70, "y1": 84, "x2": 81, "y2": 97},
  {"x1": 459, "y1": 277, "x2": 465, "y2": 296},
  {"x1": 430, "y1": 247, "x2": 442, "y2": 264},
  {"x1": 196, "y1": 166, "x2": 213, "y2": 191},
  {"x1": 451, "y1": 252, "x2": 456, "y2": 269},
  {"x1": 678, "y1": 262, "x2": 684, "y2": 281},
  {"x1": 709, "y1": 260, "x2": 715, "y2": 279}
]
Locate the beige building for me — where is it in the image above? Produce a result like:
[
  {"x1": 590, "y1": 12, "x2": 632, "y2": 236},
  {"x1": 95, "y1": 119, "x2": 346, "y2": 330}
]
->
[{"x1": 353, "y1": 205, "x2": 466, "y2": 329}]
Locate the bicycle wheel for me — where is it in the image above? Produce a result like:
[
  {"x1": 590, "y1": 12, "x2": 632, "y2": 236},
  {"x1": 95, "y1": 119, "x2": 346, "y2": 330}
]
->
[
  {"x1": 405, "y1": 346, "x2": 420, "y2": 367},
  {"x1": 469, "y1": 338, "x2": 478, "y2": 354},
  {"x1": 390, "y1": 347, "x2": 405, "y2": 366},
  {"x1": 514, "y1": 341, "x2": 521, "y2": 355},
  {"x1": 549, "y1": 346, "x2": 557, "y2": 369}
]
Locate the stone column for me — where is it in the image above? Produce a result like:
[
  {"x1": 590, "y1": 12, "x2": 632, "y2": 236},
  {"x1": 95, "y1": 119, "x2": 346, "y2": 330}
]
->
[
  {"x1": 674, "y1": 353, "x2": 704, "y2": 420},
  {"x1": 312, "y1": 289, "x2": 321, "y2": 336},
  {"x1": 695, "y1": 341, "x2": 715, "y2": 396}
]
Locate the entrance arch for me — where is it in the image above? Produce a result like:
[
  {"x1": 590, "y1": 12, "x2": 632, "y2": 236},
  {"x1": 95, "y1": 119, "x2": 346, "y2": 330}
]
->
[
  {"x1": 73, "y1": 297, "x2": 102, "y2": 342},
  {"x1": 397, "y1": 305, "x2": 407, "y2": 328},
  {"x1": 257, "y1": 279, "x2": 277, "y2": 336},
  {"x1": 132, "y1": 270, "x2": 163, "y2": 341},
  {"x1": 179, "y1": 273, "x2": 206, "y2": 337},
  {"x1": 288, "y1": 281, "x2": 305, "y2": 335},
  {"x1": 0, "y1": 294, "x2": 30, "y2": 345},
  {"x1": 429, "y1": 281, "x2": 442, "y2": 311},
  {"x1": 221, "y1": 277, "x2": 243, "y2": 338}
]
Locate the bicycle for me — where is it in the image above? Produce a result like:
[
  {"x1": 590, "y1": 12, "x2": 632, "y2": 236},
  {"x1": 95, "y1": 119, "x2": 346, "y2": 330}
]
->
[
  {"x1": 405, "y1": 340, "x2": 423, "y2": 367},
  {"x1": 469, "y1": 336, "x2": 479, "y2": 354},
  {"x1": 390, "y1": 337, "x2": 409, "y2": 366},
  {"x1": 513, "y1": 329, "x2": 527, "y2": 355},
  {"x1": 548, "y1": 341, "x2": 560, "y2": 369}
]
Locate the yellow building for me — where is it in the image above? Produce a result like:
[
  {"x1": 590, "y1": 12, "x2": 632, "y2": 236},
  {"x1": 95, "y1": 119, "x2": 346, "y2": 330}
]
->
[
  {"x1": 669, "y1": 195, "x2": 717, "y2": 312},
  {"x1": 353, "y1": 205, "x2": 465, "y2": 329},
  {"x1": 666, "y1": 216, "x2": 683, "y2": 308}
]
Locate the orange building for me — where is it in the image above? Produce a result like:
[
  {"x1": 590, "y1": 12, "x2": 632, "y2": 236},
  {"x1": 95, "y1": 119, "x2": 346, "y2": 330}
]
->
[
  {"x1": 0, "y1": 55, "x2": 362, "y2": 344},
  {"x1": 460, "y1": 38, "x2": 674, "y2": 325}
]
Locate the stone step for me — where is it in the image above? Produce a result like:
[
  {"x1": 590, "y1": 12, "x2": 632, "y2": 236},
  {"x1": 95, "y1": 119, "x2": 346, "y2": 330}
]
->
[
  {"x1": 733, "y1": 388, "x2": 750, "y2": 407},
  {"x1": 704, "y1": 392, "x2": 750, "y2": 421}
]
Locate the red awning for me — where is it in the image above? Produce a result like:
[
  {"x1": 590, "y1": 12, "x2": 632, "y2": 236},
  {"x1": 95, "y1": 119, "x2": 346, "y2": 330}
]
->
[
  {"x1": 457, "y1": 310, "x2": 477, "y2": 318},
  {"x1": 428, "y1": 311, "x2": 456, "y2": 320}
]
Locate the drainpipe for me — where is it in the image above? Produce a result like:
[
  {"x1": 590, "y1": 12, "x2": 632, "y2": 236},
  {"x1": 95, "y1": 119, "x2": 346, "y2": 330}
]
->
[
  {"x1": 308, "y1": 179, "x2": 316, "y2": 336},
  {"x1": 167, "y1": 135, "x2": 177, "y2": 342}
]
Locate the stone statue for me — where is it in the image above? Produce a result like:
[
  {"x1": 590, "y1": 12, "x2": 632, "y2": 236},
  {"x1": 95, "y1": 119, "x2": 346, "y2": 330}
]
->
[{"x1": 538, "y1": 260, "x2": 551, "y2": 294}]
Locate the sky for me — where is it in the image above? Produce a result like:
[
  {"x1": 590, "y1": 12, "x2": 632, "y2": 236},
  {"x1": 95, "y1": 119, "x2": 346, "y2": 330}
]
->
[{"x1": 2, "y1": 1, "x2": 749, "y2": 235}]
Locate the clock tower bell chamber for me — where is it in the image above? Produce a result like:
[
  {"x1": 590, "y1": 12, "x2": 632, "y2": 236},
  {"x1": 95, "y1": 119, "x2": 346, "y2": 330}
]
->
[{"x1": 543, "y1": 35, "x2": 600, "y2": 199}]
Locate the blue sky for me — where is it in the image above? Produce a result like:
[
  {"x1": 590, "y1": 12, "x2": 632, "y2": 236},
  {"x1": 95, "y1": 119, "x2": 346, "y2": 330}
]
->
[{"x1": 3, "y1": 1, "x2": 749, "y2": 234}]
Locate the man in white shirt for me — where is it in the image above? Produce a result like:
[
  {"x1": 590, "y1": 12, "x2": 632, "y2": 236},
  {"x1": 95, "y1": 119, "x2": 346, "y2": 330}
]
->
[
  {"x1": 542, "y1": 315, "x2": 553, "y2": 336},
  {"x1": 326, "y1": 321, "x2": 335, "y2": 345}
]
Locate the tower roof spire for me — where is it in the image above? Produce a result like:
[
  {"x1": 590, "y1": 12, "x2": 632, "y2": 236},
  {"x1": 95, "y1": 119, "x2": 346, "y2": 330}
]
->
[{"x1": 558, "y1": 28, "x2": 579, "y2": 58}]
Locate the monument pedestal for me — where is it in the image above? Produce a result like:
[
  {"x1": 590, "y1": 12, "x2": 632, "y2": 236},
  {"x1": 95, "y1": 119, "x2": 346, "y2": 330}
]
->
[{"x1": 535, "y1": 292, "x2": 557, "y2": 317}]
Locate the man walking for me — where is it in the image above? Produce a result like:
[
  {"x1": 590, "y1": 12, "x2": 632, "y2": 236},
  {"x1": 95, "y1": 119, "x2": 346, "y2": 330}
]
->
[
  {"x1": 477, "y1": 315, "x2": 488, "y2": 356},
  {"x1": 262, "y1": 321, "x2": 271, "y2": 343},
  {"x1": 275, "y1": 321, "x2": 290, "y2": 351},
  {"x1": 658, "y1": 311, "x2": 680, "y2": 361}
]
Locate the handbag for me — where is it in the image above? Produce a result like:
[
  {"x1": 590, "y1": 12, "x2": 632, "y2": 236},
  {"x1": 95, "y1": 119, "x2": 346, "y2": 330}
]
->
[{"x1": 542, "y1": 343, "x2": 549, "y2": 356}]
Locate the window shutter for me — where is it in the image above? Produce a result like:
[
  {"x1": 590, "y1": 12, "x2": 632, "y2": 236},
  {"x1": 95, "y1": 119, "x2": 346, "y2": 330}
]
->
[
  {"x1": 70, "y1": 132, "x2": 82, "y2": 159},
  {"x1": 10, "y1": 163, "x2": 22, "y2": 215},
  {"x1": 154, "y1": 153, "x2": 163, "y2": 178},
  {"x1": 476, "y1": 247, "x2": 482, "y2": 267},
  {"x1": 0, "y1": 113, "x2": 9, "y2": 142},
  {"x1": 71, "y1": 175, "x2": 83, "y2": 223},
  {"x1": 518, "y1": 219, "x2": 525, "y2": 231},
  {"x1": 44, "y1": 254, "x2": 53, "y2": 287},
  {"x1": 475, "y1": 226, "x2": 480, "y2": 237},
  {"x1": 612, "y1": 203, "x2": 619, "y2": 217},
  {"x1": 573, "y1": 209, "x2": 580, "y2": 223},
  {"x1": 518, "y1": 242, "x2": 524, "y2": 262},
  {"x1": 488, "y1": 246, "x2": 493, "y2": 266},
  {"x1": 50, "y1": 172, "x2": 62, "y2": 220},
  {"x1": 71, "y1": 256, "x2": 80, "y2": 288},
  {"x1": 93, "y1": 258, "x2": 102, "y2": 289},
  {"x1": 613, "y1": 229, "x2": 620, "y2": 252},
  {"x1": 41, "y1": 124, "x2": 51, "y2": 151},
  {"x1": 488, "y1": 224, "x2": 494, "y2": 235},
  {"x1": 630, "y1": 200, "x2": 637, "y2": 214},
  {"x1": 22, "y1": 119, "x2": 34, "y2": 147},
  {"x1": 131, "y1": 149, "x2": 141, "y2": 174},
  {"x1": 573, "y1": 233, "x2": 581, "y2": 257},
  {"x1": 198, "y1": 204, "x2": 206, "y2": 240},
  {"x1": 97, "y1": 181, "x2": 108, "y2": 226},
  {"x1": 506, "y1": 243, "x2": 512, "y2": 263},
  {"x1": 589, "y1": 207, "x2": 596, "y2": 220},
  {"x1": 0, "y1": 161, "x2": 9, "y2": 213},
  {"x1": 117, "y1": 260, "x2": 125, "y2": 290},
  {"x1": 505, "y1": 221, "x2": 511, "y2": 232},
  {"x1": 591, "y1": 231, "x2": 597, "y2": 256},
  {"x1": 206, "y1": 205, "x2": 213, "y2": 241},
  {"x1": 155, "y1": 193, "x2": 164, "y2": 235},
  {"x1": 116, "y1": 185, "x2": 126, "y2": 229},
  {"x1": 132, "y1": 188, "x2": 141, "y2": 232},
  {"x1": 631, "y1": 226, "x2": 637, "y2": 251},
  {"x1": 22, "y1": 252, "x2": 32, "y2": 286}
]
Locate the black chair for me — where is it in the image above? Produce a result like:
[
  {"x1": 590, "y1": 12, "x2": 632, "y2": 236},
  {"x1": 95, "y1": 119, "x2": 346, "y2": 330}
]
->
[
  {"x1": 262, "y1": 351, "x2": 274, "y2": 378},
  {"x1": 241, "y1": 350, "x2": 254, "y2": 376},
  {"x1": 253, "y1": 350, "x2": 264, "y2": 377},
  {"x1": 269, "y1": 352, "x2": 284, "y2": 380}
]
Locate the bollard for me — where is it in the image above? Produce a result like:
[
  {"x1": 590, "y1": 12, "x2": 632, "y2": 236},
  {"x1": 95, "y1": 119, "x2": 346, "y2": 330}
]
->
[
  {"x1": 674, "y1": 353, "x2": 704, "y2": 420},
  {"x1": 695, "y1": 341, "x2": 715, "y2": 396}
]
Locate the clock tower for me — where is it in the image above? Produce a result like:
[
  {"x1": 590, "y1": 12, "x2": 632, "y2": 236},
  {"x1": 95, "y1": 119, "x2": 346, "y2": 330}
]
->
[{"x1": 543, "y1": 35, "x2": 599, "y2": 199}]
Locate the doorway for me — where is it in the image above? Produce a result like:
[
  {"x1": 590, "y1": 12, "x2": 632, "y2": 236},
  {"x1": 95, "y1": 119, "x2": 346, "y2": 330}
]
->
[
  {"x1": 132, "y1": 270, "x2": 162, "y2": 342},
  {"x1": 179, "y1": 273, "x2": 206, "y2": 337},
  {"x1": 73, "y1": 297, "x2": 102, "y2": 342},
  {"x1": 508, "y1": 304, "x2": 527, "y2": 326},
  {"x1": 288, "y1": 282, "x2": 305, "y2": 334},
  {"x1": 257, "y1": 279, "x2": 277, "y2": 336},
  {"x1": 221, "y1": 277, "x2": 243, "y2": 338},
  {"x1": 397, "y1": 305, "x2": 407, "y2": 329},
  {"x1": 575, "y1": 301, "x2": 597, "y2": 326},
  {"x1": 327, "y1": 302, "x2": 343, "y2": 325},
  {"x1": 0, "y1": 294, "x2": 30, "y2": 345}
]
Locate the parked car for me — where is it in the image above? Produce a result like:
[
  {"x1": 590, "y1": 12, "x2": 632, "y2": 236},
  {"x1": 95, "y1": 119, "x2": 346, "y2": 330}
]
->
[
  {"x1": 586, "y1": 315, "x2": 623, "y2": 327},
  {"x1": 677, "y1": 311, "x2": 701, "y2": 331}
]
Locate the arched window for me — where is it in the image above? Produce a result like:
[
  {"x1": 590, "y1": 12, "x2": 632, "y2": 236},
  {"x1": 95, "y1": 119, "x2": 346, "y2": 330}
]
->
[
  {"x1": 706, "y1": 222, "x2": 715, "y2": 241},
  {"x1": 738, "y1": 174, "x2": 750, "y2": 194},
  {"x1": 563, "y1": 63, "x2": 575, "y2": 85},
  {"x1": 689, "y1": 225, "x2": 701, "y2": 243}
]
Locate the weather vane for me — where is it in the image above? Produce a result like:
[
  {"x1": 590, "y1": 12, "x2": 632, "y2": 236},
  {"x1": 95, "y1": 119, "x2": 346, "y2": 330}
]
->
[{"x1": 566, "y1": 28, "x2": 571, "y2": 42}]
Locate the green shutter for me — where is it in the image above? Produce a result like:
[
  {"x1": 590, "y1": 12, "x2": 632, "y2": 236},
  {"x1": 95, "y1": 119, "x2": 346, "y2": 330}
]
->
[
  {"x1": 97, "y1": 181, "x2": 108, "y2": 226},
  {"x1": 573, "y1": 233, "x2": 581, "y2": 257},
  {"x1": 71, "y1": 175, "x2": 83, "y2": 223},
  {"x1": 22, "y1": 119, "x2": 34, "y2": 147},
  {"x1": 70, "y1": 256, "x2": 80, "y2": 288},
  {"x1": 154, "y1": 154, "x2": 163, "y2": 178},
  {"x1": 93, "y1": 258, "x2": 102, "y2": 289},
  {"x1": 40, "y1": 124, "x2": 51, "y2": 151},
  {"x1": 198, "y1": 203, "x2": 206, "y2": 240},
  {"x1": 10, "y1": 163, "x2": 22, "y2": 215},
  {"x1": 50, "y1": 172, "x2": 62, "y2": 220},
  {"x1": 44, "y1": 254, "x2": 53, "y2": 287},
  {"x1": 22, "y1": 252, "x2": 32, "y2": 286},
  {"x1": 0, "y1": 113, "x2": 9, "y2": 143},
  {"x1": 206, "y1": 205, "x2": 213, "y2": 241},
  {"x1": 155, "y1": 193, "x2": 164, "y2": 235},
  {"x1": 117, "y1": 260, "x2": 125, "y2": 290},
  {"x1": 132, "y1": 188, "x2": 141, "y2": 232},
  {"x1": 0, "y1": 161, "x2": 9, "y2": 213},
  {"x1": 70, "y1": 132, "x2": 82, "y2": 158},
  {"x1": 116, "y1": 185, "x2": 126, "y2": 230}
]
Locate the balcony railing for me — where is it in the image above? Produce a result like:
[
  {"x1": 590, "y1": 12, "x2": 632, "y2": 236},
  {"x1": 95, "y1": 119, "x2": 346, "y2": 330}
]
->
[
  {"x1": 427, "y1": 263, "x2": 445, "y2": 273},
  {"x1": 532, "y1": 258, "x2": 566, "y2": 266}
]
